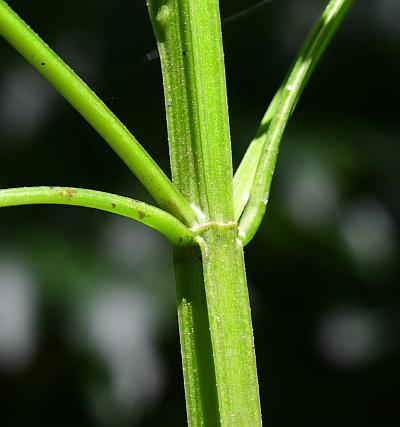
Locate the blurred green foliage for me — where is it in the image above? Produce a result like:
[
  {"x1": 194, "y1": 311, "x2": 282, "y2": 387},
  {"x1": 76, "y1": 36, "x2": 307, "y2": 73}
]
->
[{"x1": 0, "y1": 0, "x2": 399, "y2": 425}]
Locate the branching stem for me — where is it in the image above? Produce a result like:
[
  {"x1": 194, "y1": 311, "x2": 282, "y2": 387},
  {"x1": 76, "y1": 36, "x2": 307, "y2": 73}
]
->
[
  {"x1": 0, "y1": 186, "x2": 193, "y2": 246},
  {"x1": 148, "y1": 1, "x2": 261, "y2": 425},
  {"x1": 235, "y1": 0, "x2": 355, "y2": 245},
  {"x1": 0, "y1": 0, "x2": 197, "y2": 226}
]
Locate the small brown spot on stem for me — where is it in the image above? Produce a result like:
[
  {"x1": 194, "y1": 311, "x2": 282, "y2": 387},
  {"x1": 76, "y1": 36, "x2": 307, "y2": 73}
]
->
[
  {"x1": 138, "y1": 211, "x2": 146, "y2": 220},
  {"x1": 111, "y1": 203, "x2": 116, "y2": 208},
  {"x1": 59, "y1": 188, "x2": 77, "y2": 199}
]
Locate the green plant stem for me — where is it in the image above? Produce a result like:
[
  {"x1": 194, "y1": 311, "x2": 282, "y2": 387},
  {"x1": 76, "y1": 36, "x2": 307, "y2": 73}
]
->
[
  {"x1": 173, "y1": 231, "x2": 261, "y2": 426},
  {"x1": 0, "y1": 186, "x2": 193, "y2": 246},
  {"x1": 233, "y1": 89, "x2": 282, "y2": 222},
  {"x1": 195, "y1": 227, "x2": 261, "y2": 425},
  {"x1": 173, "y1": 244, "x2": 220, "y2": 425},
  {"x1": 0, "y1": 0, "x2": 197, "y2": 226},
  {"x1": 148, "y1": 0, "x2": 261, "y2": 425},
  {"x1": 147, "y1": 0, "x2": 234, "y2": 220},
  {"x1": 236, "y1": 0, "x2": 355, "y2": 245}
]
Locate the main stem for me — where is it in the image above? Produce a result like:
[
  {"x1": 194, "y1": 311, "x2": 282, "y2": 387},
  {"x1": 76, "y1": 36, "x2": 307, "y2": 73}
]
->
[{"x1": 148, "y1": 0, "x2": 261, "y2": 425}]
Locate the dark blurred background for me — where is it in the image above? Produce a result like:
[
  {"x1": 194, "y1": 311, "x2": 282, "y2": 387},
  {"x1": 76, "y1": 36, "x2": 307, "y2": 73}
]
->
[{"x1": 0, "y1": 0, "x2": 399, "y2": 425}]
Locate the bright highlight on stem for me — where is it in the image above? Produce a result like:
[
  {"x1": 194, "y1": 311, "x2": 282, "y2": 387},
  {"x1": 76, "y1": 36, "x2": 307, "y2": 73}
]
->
[
  {"x1": 235, "y1": 0, "x2": 355, "y2": 245},
  {"x1": 0, "y1": 0, "x2": 197, "y2": 226},
  {"x1": 0, "y1": 186, "x2": 194, "y2": 246}
]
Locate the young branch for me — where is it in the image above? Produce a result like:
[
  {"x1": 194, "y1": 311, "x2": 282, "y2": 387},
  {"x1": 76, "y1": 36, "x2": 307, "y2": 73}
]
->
[
  {"x1": 233, "y1": 89, "x2": 282, "y2": 221},
  {"x1": 0, "y1": 1, "x2": 197, "y2": 226},
  {"x1": 0, "y1": 186, "x2": 194, "y2": 246},
  {"x1": 235, "y1": 0, "x2": 355, "y2": 245}
]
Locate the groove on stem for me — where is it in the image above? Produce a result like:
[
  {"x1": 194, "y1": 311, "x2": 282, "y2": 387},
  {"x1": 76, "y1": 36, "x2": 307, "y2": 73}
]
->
[{"x1": 147, "y1": 0, "x2": 234, "y2": 221}]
